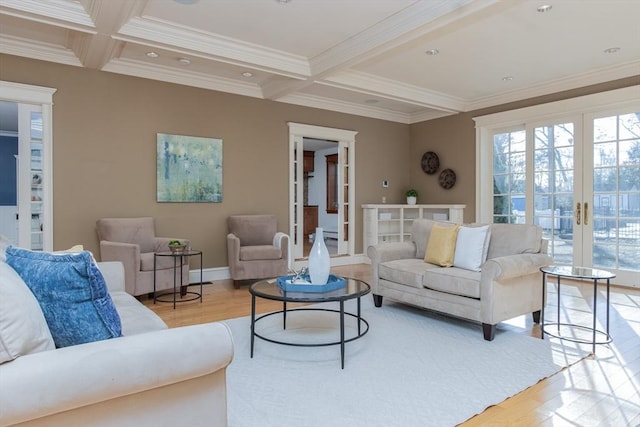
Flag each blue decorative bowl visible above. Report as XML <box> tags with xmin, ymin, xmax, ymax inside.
<box><xmin>276</xmin><ymin>274</ymin><xmax>346</xmax><ymax>293</ymax></box>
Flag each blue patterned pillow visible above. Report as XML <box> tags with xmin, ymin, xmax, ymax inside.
<box><xmin>6</xmin><ymin>247</ymin><xmax>122</xmax><ymax>348</ymax></box>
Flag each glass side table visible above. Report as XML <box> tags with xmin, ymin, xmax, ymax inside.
<box><xmin>540</xmin><ymin>265</ymin><xmax>615</xmax><ymax>354</ymax></box>
<box><xmin>154</xmin><ymin>249</ymin><xmax>203</xmax><ymax>309</ymax></box>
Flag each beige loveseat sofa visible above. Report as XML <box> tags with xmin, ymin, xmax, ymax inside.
<box><xmin>367</xmin><ymin>219</ymin><xmax>552</xmax><ymax>340</ymax></box>
<box><xmin>0</xmin><ymin>261</ymin><xmax>234</xmax><ymax>427</ymax></box>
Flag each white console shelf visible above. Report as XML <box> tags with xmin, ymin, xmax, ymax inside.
<box><xmin>362</xmin><ymin>204</ymin><xmax>466</xmax><ymax>250</ymax></box>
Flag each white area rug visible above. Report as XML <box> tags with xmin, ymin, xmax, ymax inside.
<box><xmin>224</xmin><ymin>298</ymin><xmax>587</xmax><ymax>427</ymax></box>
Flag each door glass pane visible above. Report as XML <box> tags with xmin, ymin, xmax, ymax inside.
<box><xmin>492</xmin><ymin>130</ymin><xmax>525</xmax><ymax>224</ymax></box>
<box><xmin>533</xmin><ymin>123</ymin><xmax>575</xmax><ymax>264</ymax></box>
<box><xmin>30</xmin><ymin>112</ymin><xmax>43</xmax><ymax>250</ymax></box>
<box><xmin>592</xmin><ymin>113</ymin><xmax>640</xmax><ymax>271</ymax></box>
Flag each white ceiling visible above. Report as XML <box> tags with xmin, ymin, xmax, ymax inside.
<box><xmin>1</xmin><ymin>0</ymin><xmax>639</xmax><ymax>124</ymax></box>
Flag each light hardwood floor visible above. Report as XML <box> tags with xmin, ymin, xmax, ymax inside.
<box><xmin>143</xmin><ymin>264</ymin><xmax>640</xmax><ymax>426</ymax></box>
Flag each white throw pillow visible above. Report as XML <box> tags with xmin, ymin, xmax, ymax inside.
<box><xmin>453</xmin><ymin>225</ymin><xmax>491</xmax><ymax>272</ymax></box>
<box><xmin>0</xmin><ymin>262</ymin><xmax>55</xmax><ymax>364</ymax></box>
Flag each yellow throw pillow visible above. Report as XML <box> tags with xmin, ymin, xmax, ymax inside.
<box><xmin>424</xmin><ymin>224</ymin><xmax>460</xmax><ymax>267</ymax></box>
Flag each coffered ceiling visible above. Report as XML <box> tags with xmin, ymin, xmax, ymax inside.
<box><xmin>1</xmin><ymin>0</ymin><xmax>639</xmax><ymax>123</ymax></box>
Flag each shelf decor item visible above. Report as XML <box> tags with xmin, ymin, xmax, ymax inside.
<box><xmin>405</xmin><ymin>189</ymin><xmax>418</xmax><ymax>205</ymax></box>
<box><xmin>308</xmin><ymin>227</ymin><xmax>330</xmax><ymax>284</ymax></box>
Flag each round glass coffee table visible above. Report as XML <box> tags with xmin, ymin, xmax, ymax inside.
<box><xmin>249</xmin><ymin>277</ymin><xmax>370</xmax><ymax>369</ymax></box>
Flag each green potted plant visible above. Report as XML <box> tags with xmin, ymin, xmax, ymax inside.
<box><xmin>168</xmin><ymin>240</ymin><xmax>187</xmax><ymax>253</ymax></box>
<box><xmin>405</xmin><ymin>189</ymin><xmax>418</xmax><ymax>205</ymax></box>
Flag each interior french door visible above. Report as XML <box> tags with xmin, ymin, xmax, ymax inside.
<box><xmin>0</xmin><ymin>81</ymin><xmax>55</xmax><ymax>251</ymax></box>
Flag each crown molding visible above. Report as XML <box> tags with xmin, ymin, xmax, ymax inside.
<box><xmin>0</xmin><ymin>0</ymin><xmax>96</xmax><ymax>32</ymax></box>
<box><xmin>278</xmin><ymin>92</ymin><xmax>411</xmax><ymax>124</ymax></box>
<box><xmin>321</xmin><ymin>70</ymin><xmax>464</xmax><ymax>112</ymax></box>
<box><xmin>0</xmin><ymin>34</ymin><xmax>82</xmax><ymax>67</ymax></box>
<box><xmin>116</xmin><ymin>16</ymin><xmax>311</xmax><ymax>79</ymax></box>
<box><xmin>464</xmin><ymin>61</ymin><xmax>640</xmax><ymax>112</ymax></box>
<box><xmin>102</xmin><ymin>58</ymin><xmax>263</xmax><ymax>99</ymax></box>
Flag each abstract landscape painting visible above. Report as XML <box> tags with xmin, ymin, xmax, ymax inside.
<box><xmin>157</xmin><ymin>133</ymin><xmax>223</xmax><ymax>202</ymax></box>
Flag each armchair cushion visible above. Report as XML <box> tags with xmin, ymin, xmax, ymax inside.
<box><xmin>240</xmin><ymin>245</ymin><xmax>282</xmax><ymax>261</ymax></box>
<box><xmin>96</xmin><ymin>217</ymin><xmax>156</xmax><ymax>253</ymax></box>
<box><xmin>6</xmin><ymin>247</ymin><xmax>122</xmax><ymax>348</ymax></box>
<box><xmin>228</xmin><ymin>215</ymin><xmax>277</xmax><ymax>246</ymax></box>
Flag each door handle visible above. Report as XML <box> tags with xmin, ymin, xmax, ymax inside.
<box><xmin>584</xmin><ymin>202</ymin><xmax>589</xmax><ymax>225</ymax></box>
<box><xmin>575</xmin><ymin>202</ymin><xmax>581</xmax><ymax>225</ymax></box>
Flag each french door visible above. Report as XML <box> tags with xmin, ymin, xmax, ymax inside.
<box><xmin>288</xmin><ymin>123</ymin><xmax>357</xmax><ymax>262</ymax></box>
<box><xmin>477</xmin><ymin>87</ymin><xmax>640</xmax><ymax>287</ymax></box>
<box><xmin>0</xmin><ymin>81</ymin><xmax>55</xmax><ymax>251</ymax></box>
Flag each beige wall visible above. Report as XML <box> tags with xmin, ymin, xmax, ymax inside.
<box><xmin>1</xmin><ymin>54</ymin><xmax>637</xmax><ymax>267</ymax></box>
<box><xmin>0</xmin><ymin>54</ymin><xmax>410</xmax><ymax>267</ymax></box>
<box><xmin>410</xmin><ymin>76</ymin><xmax>640</xmax><ymax>223</ymax></box>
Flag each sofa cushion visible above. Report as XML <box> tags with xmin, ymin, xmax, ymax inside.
<box><xmin>424</xmin><ymin>223</ymin><xmax>459</xmax><ymax>267</ymax></box>
<box><xmin>487</xmin><ymin>223</ymin><xmax>542</xmax><ymax>259</ymax></box>
<box><xmin>109</xmin><ymin>291</ymin><xmax>167</xmax><ymax>335</ymax></box>
<box><xmin>411</xmin><ymin>219</ymin><xmax>436</xmax><ymax>259</ymax></box>
<box><xmin>240</xmin><ymin>245</ymin><xmax>282</xmax><ymax>261</ymax></box>
<box><xmin>0</xmin><ymin>262</ymin><xmax>55</xmax><ymax>364</ymax></box>
<box><xmin>453</xmin><ymin>225</ymin><xmax>491</xmax><ymax>272</ymax></box>
<box><xmin>422</xmin><ymin>267</ymin><xmax>481</xmax><ymax>299</ymax></box>
<box><xmin>6</xmin><ymin>247</ymin><xmax>122</xmax><ymax>348</ymax></box>
<box><xmin>379</xmin><ymin>258</ymin><xmax>439</xmax><ymax>289</ymax></box>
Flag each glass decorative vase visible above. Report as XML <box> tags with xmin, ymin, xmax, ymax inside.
<box><xmin>308</xmin><ymin>227</ymin><xmax>330</xmax><ymax>284</ymax></box>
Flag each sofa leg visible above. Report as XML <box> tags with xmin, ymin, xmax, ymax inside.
<box><xmin>532</xmin><ymin>310</ymin><xmax>541</xmax><ymax>324</ymax></box>
<box><xmin>482</xmin><ymin>323</ymin><xmax>496</xmax><ymax>341</ymax></box>
<box><xmin>233</xmin><ymin>280</ymin><xmax>240</xmax><ymax>290</ymax></box>
<box><xmin>373</xmin><ymin>294</ymin><xmax>383</xmax><ymax>307</ymax></box>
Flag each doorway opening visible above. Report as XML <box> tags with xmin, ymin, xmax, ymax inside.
<box><xmin>288</xmin><ymin>123</ymin><xmax>357</xmax><ymax>263</ymax></box>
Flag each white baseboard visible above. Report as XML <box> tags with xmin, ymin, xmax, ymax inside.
<box><xmin>189</xmin><ymin>254</ymin><xmax>370</xmax><ymax>284</ymax></box>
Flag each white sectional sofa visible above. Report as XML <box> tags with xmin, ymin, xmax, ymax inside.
<box><xmin>367</xmin><ymin>219</ymin><xmax>553</xmax><ymax>340</ymax></box>
<box><xmin>0</xmin><ymin>261</ymin><xmax>234</xmax><ymax>427</ymax></box>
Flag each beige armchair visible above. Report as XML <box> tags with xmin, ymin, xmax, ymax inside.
<box><xmin>96</xmin><ymin>217</ymin><xmax>190</xmax><ymax>297</ymax></box>
<box><xmin>227</xmin><ymin>215</ymin><xmax>290</xmax><ymax>289</ymax></box>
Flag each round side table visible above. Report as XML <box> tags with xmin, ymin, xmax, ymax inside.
<box><xmin>153</xmin><ymin>249</ymin><xmax>203</xmax><ymax>309</ymax></box>
<box><xmin>540</xmin><ymin>265</ymin><xmax>615</xmax><ymax>354</ymax></box>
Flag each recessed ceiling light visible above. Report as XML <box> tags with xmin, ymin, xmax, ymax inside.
<box><xmin>604</xmin><ymin>47</ymin><xmax>621</xmax><ymax>54</ymax></box>
<box><xmin>177</xmin><ymin>57</ymin><xmax>191</xmax><ymax>65</ymax></box>
<box><xmin>276</xmin><ymin>0</ymin><xmax>291</xmax><ymax>4</ymax></box>
<box><xmin>146</xmin><ymin>51</ymin><xmax>159</xmax><ymax>58</ymax></box>
<box><xmin>174</xmin><ymin>0</ymin><xmax>199</xmax><ymax>4</ymax></box>
<box><xmin>425</xmin><ymin>49</ymin><xmax>439</xmax><ymax>56</ymax></box>
<box><xmin>502</xmin><ymin>76</ymin><xmax>514</xmax><ymax>82</ymax></box>
<box><xmin>537</xmin><ymin>4</ymin><xmax>552</xmax><ymax>12</ymax></box>
<box><xmin>242</xmin><ymin>72</ymin><xmax>254</xmax><ymax>78</ymax></box>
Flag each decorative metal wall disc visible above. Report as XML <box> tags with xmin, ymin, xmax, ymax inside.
<box><xmin>421</xmin><ymin>151</ymin><xmax>440</xmax><ymax>174</ymax></box>
<box><xmin>438</xmin><ymin>168</ymin><xmax>456</xmax><ymax>189</ymax></box>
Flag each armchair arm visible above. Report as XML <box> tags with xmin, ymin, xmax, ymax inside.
<box><xmin>99</xmin><ymin>241</ymin><xmax>140</xmax><ymax>295</ymax></box>
<box><xmin>482</xmin><ymin>253</ymin><xmax>553</xmax><ymax>282</ymax></box>
<box><xmin>273</xmin><ymin>232</ymin><xmax>290</xmax><ymax>269</ymax></box>
<box><xmin>0</xmin><ymin>322</ymin><xmax>234</xmax><ymax>426</ymax></box>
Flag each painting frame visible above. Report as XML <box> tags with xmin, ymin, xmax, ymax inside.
<box><xmin>156</xmin><ymin>133</ymin><xmax>223</xmax><ymax>203</ymax></box>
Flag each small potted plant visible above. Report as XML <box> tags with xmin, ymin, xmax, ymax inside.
<box><xmin>168</xmin><ymin>240</ymin><xmax>187</xmax><ymax>253</ymax></box>
<box><xmin>405</xmin><ymin>189</ymin><xmax>418</xmax><ymax>205</ymax></box>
